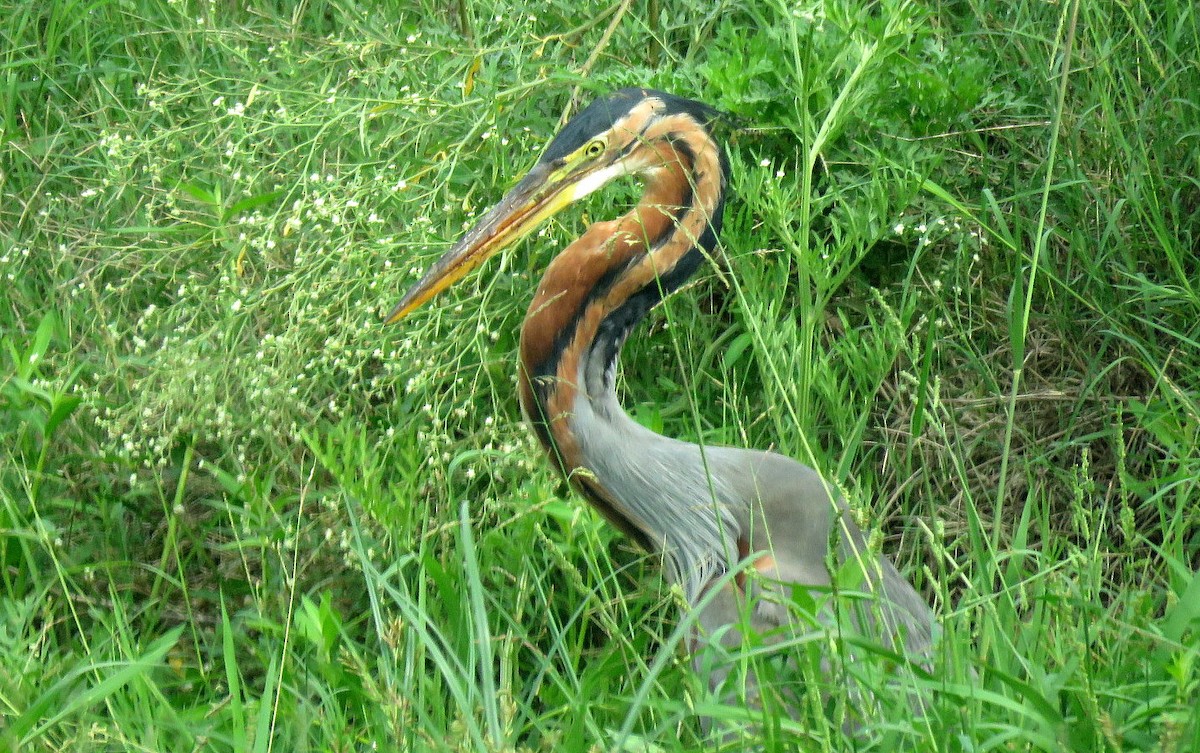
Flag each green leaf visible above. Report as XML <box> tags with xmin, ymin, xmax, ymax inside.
<box><xmin>30</xmin><ymin>310</ymin><xmax>56</xmax><ymax>366</ymax></box>
<box><xmin>722</xmin><ymin>331</ymin><xmax>754</xmax><ymax>371</ymax></box>
<box><xmin>221</xmin><ymin>595</ymin><xmax>247</xmax><ymax>752</ymax></box>
<box><xmin>43</xmin><ymin>394</ymin><xmax>80</xmax><ymax>438</ymax></box>
<box><xmin>14</xmin><ymin>626</ymin><xmax>184</xmax><ymax>745</ymax></box>
<box><xmin>178</xmin><ymin>182</ymin><xmax>218</xmax><ymax>206</ymax></box>
<box><xmin>1162</xmin><ymin>567</ymin><xmax>1200</xmax><ymax>645</ymax></box>
<box><xmin>223</xmin><ymin>190</ymin><xmax>284</xmax><ymax>221</ymax></box>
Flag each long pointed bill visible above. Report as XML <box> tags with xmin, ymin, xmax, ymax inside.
<box><xmin>386</xmin><ymin>162</ymin><xmax>582</xmax><ymax>323</ymax></box>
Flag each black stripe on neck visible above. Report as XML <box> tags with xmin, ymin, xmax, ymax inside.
<box><xmin>588</xmin><ymin>154</ymin><xmax>727</xmax><ymax>395</ymax></box>
<box><xmin>524</xmin><ymin>134</ymin><xmax>727</xmax><ymax>448</ymax></box>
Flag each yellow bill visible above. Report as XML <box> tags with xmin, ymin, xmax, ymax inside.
<box><xmin>386</xmin><ymin>162</ymin><xmax>588</xmax><ymax>324</ymax></box>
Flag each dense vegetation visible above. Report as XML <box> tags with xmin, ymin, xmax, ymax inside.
<box><xmin>2</xmin><ymin>0</ymin><xmax>1197</xmax><ymax>750</ymax></box>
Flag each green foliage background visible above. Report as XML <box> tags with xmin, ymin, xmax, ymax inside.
<box><xmin>1</xmin><ymin>0</ymin><xmax>1197</xmax><ymax>750</ymax></box>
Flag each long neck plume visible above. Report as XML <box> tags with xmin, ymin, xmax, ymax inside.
<box><xmin>517</xmin><ymin>118</ymin><xmax>731</xmax><ymax>589</ymax></box>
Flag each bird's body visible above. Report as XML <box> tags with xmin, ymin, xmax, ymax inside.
<box><xmin>515</xmin><ymin>90</ymin><xmax>736</xmax><ymax>600</ymax></box>
<box><xmin>390</xmin><ymin>88</ymin><xmax>934</xmax><ymax>730</ymax></box>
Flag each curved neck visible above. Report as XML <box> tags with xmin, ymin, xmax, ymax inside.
<box><xmin>516</xmin><ymin>124</ymin><xmax>729</xmax><ymax>574</ymax></box>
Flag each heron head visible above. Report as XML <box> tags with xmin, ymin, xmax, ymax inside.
<box><xmin>386</xmin><ymin>88</ymin><xmax>724</xmax><ymax>323</ymax></box>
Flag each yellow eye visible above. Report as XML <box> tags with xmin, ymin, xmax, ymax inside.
<box><xmin>584</xmin><ymin>139</ymin><xmax>605</xmax><ymax>158</ymax></box>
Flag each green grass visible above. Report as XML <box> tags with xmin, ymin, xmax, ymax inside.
<box><xmin>2</xmin><ymin>0</ymin><xmax>1198</xmax><ymax>750</ymax></box>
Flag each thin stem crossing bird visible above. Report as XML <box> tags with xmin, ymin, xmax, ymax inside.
<box><xmin>388</xmin><ymin>87</ymin><xmax>935</xmax><ymax>728</ymax></box>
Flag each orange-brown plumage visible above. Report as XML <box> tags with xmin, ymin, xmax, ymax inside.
<box><xmin>388</xmin><ymin>89</ymin><xmax>938</xmax><ymax>736</ymax></box>
<box><xmin>515</xmin><ymin>113</ymin><xmax>724</xmax><ymax>544</ymax></box>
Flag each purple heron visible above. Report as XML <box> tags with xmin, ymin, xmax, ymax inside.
<box><xmin>389</xmin><ymin>88</ymin><xmax>934</xmax><ymax>723</ymax></box>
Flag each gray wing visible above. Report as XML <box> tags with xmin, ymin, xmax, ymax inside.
<box><xmin>690</xmin><ymin>449</ymin><xmax>934</xmax><ymax>733</ymax></box>
<box><xmin>711</xmin><ymin>448</ymin><xmax>934</xmax><ymax>653</ymax></box>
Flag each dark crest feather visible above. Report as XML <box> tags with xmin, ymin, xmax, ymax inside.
<box><xmin>540</xmin><ymin>88</ymin><xmax>726</xmax><ymax>164</ymax></box>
